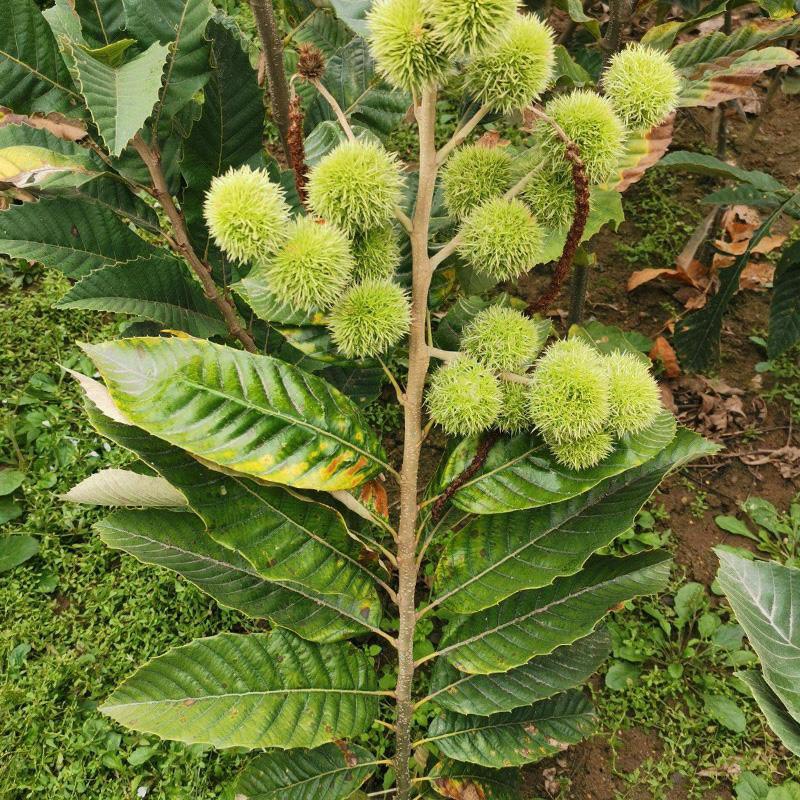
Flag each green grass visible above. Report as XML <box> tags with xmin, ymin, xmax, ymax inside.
<box><xmin>0</xmin><ymin>265</ymin><xmax>247</xmax><ymax>799</ymax></box>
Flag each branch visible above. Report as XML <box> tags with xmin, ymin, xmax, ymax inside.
<box><xmin>250</xmin><ymin>0</ymin><xmax>292</xmax><ymax>162</ymax></box>
<box><xmin>429</xmin><ymin>429</ymin><xmax>500</xmax><ymax>525</ymax></box>
<box><xmin>436</xmin><ymin>103</ymin><xmax>491</xmax><ymax>167</ymax></box>
<box><xmin>131</xmin><ymin>135</ymin><xmax>258</xmax><ymax>353</ymax></box>
<box><xmin>524</xmin><ymin>109</ymin><xmax>590</xmax><ymax>316</ymax></box>
<box><xmin>427</xmin><ymin>346</ymin><xmax>458</xmax><ymax>362</ymax></box>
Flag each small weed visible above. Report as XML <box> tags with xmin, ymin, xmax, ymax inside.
<box><xmin>715</xmin><ymin>494</ymin><xmax>800</xmax><ymax>567</ymax></box>
<box><xmin>616</xmin><ymin>167</ymin><xmax>703</xmax><ymax>268</ymax></box>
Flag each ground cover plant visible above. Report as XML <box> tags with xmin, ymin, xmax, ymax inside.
<box><xmin>1</xmin><ymin>0</ymin><xmax>800</xmax><ymax>798</ymax></box>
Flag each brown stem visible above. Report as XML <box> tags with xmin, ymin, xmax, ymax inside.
<box><xmin>131</xmin><ymin>135</ymin><xmax>258</xmax><ymax>353</ymax></box>
<box><xmin>394</xmin><ymin>86</ymin><xmax>438</xmax><ymax>800</ymax></box>
<box><xmin>526</xmin><ymin>114</ymin><xmax>590</xmax><ymax>316</ymax></box>
<box><xmin>250</xmin><ymin>0</ymin><xmax>292</xmax><ymax>163</ymax></box>
<box><xmin>429</xmin><ymin>430</ymin><xmax>500</xmax><ymax>524</ymax></box>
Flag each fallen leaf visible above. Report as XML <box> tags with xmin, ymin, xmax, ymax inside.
<box><xmin>739</xmin><ymin>260</ymin><xmax>774</xmax><ymax>290</ymax></box>
<box><xmin>714</xmin><ymin>233</ymin><xmax>785</xmax><ymax>256</ymax></box>
<box><xmin>627</xmin><ymin>268</ymin><xmax>680</xmax><ymax>291</ymax></box>
<box><xmin>650</xmin><ymin>336</ymin><xmax>681</xmax><ymax>377</ymax></box>
<box><xmin>660</xmin><ymin>383</ymin><xmax>678</xmax><ymax>414</ymax></box>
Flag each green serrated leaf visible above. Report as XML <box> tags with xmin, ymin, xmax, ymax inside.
<box><xmin>75</xmin><ymin>0</ymin><xmax>128</xmax><ymax>45</ymax></box>
<box><xmin>81</xmin><ymin>336</ymin><xmax>390</xmax><ymax>490</ymax></box>
<box><xmin>328</xmin><ymin>0</ymin><xmax>371</xmax><ymax>37</ymax></box>
<box><xmin>570</xmin><ymin>320</ymin><xmax>652</xmax><ymax>361</ymax></box>
<box><xmin>434</xmin><ymin>413</ymin><xmax>679</xmax><ymax>515</ymax></box>
<box><xmin>660</xmin><ymin>150</ymin><xmax>786</xmax><ymax>193</ymax></box>
<box><xmin>0</xmin><ymin>196</ymin><xmax>155</xmax><ymax>277</ymax></box>
<box><xmin>0</xmin><ymin>0</ymin><xmax>78</xmax><ymax>113</ymax></box>
<box><xmin>181</xmin><ymin>17</ymin><xmax>263</xmax><ymax>192</ymax></box>
<box><xmin>739</xmin><ymin>671</ymin><xmax>800</xmax><ymax>757</ymax></box>
<box><xmin>304</xmin><ymin>37</ymin><xmax>409</xmax><ymax>138</ymax></box>
<box><xmin>57</xmin><ymin>254</ymin><xmax>228</xmax><ymax>338</ymax></box>
<box><xmin>678</xmin><ymin>47</ymin><xmax>800</xmax><ymax>108</ymax></box>
<box><xmin>428</xmin><ymin>629</ymin><xmax>610</xmax><ymax>716</ymax></box>
<box><xmin>552</xmin><ymin>44</ymin><xmax>593</xmax><ymax>87</ymax></box>
<box><xmin>437</xmin><ymin>551</ymin><xmax>672</xmax><ymax>675</ymax></box>
<box><xmin>83</xmin><ymin>400</ymin><xmax>384</xmax><ymax>640</ymax></box>
<box><xmin>424</xmin><ymin>690</ymin><xmax>595</xmax><ymax>767</ymax></box>
<box><xmin>234</xmin><ymin>743</ymin><xmax>379</xmax><ymax>800</ymax></box>
<box><xmin>432</xmin><ymin>428</ymin><xmax>708</xmax><ymax>613</ymax></box>
<box><xmin>669</xmin><ymin>19</ymin><xmax>800</xmax><ymax>69</ymax></box>
<box><xmin>537</xmin><ymin>187</ymin><xmax>624</xmax><ymax>263</ymax></box>
<box><xmin>62</xmin><ymin>39</ymin><xmax>169</xmax><ymax>156</ymax></box>
<box><xmin>288</xmin><ymin>7</ymin><xmax>352</xmax><ymax>57</ymax></box>
<box><xmin>62</xmin><ymin>174</ymin><xmax>161</xmax><ymax>233</ymax></box>
<box><xmin>94</xmin><ymin>508</ymin><xmax>368</xmax><ymax>641</ymax></box>
<box><xmin>717</xmin><ymin>552</ymin><xmax>800</xmax><ymax>722</ymax></box>
<box><xmin>101</xmin><ymin>630</ymin><xmax>381</xmax><ymax>749</ymax></box>
<box><xmin>123</xmin><ymin>0</ymin><xmax>214</xmax><ymax>124</ymax></box>
<box><xmin>237</xmin><ymin>273</ymin><xmax>326</xmax><ymax>327</ymax></box>
<box><xmin>641</xmin><ymin>0</ymin><xmax>728</xmax><ymax>50</ymax></box>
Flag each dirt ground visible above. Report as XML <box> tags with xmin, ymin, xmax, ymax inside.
<box><xmin>516</xmin><ymin>86</ymin><xmax>800</xmax><ymax>799</ymax></box>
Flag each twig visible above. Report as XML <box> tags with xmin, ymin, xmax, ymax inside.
<box><xmin>427</xmin><ymin>346</ymin><xmax>459</xmax><ymax>362</ymax></box>
<box><xmin>250</xmin><ymin>0</ymin><xmax>292</xmax><ymax>162</ymax></box>
<box><xmin>601</xmin><ymin>0</ymin><xmax>632</xmax><ymax>62</ymax></box>
<box><xmin>307</xmin><ymin>76</ymin><xmax>413</xmax><ymax>235</ymax></box>
<box><xmin>436</xmin><ymin>103</ymin><xmax>491</xmax><ymax>167</ymax></box>
<box><xmin>131</xmin><ymin>135</ymin><xmax>258</xmax><ymax>353</ymax></box>
<box><xmin>310</xmin><ymin>77</ymin><xmax>356</xmax><ymax>142</ymax></box>
<box><xmin>379</xmin><ymin>355</ymin><xmax>407</xmax><ymax>405</ymax></box>
<box><xmin>393</xmin><ymin>85</ymin><xmax>439</xmax><ymax>800</ymax></box>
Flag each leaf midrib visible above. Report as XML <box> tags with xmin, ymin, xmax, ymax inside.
<box><xmin>420</xmin><ymin>707</ymin><xmax>591</xmax><ymax>745</ymax></box>
<box><xmin>103</xmin><ymin>686</ymin><xmax>389</xmax><ymax>710</ymax></box>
